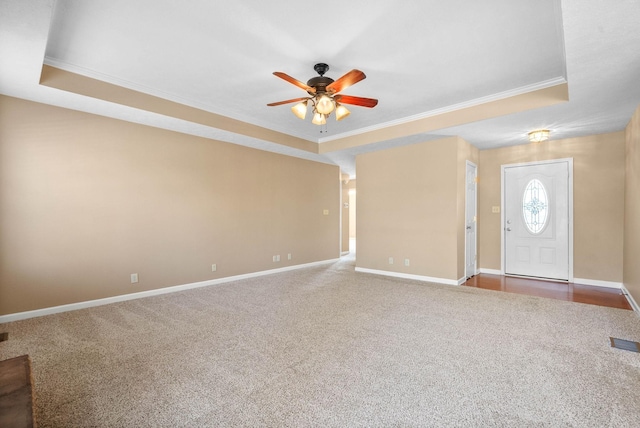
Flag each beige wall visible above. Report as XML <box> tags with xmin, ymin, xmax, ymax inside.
<box><xmin>0</xmin><ymin>95</ymin><xmax>340</xmax><ymax>315</ymax></box>
<box><xmin>2</xmin><ymin>92</ymin><xmax>632</xmax><ymax>315</ymax></box>
<box><xmin>478</xmin><ymin>132</ymin><xmax>626</xmax><ymax>282</ymax></box>
<box><xmin>356</xmin><ymin>136</ymin><xmax>475</xmax><ymax>282</ymax></box>
<box><xmin>624</xmin><ymin>105</ymin><xmax>640</xmax><ymax>305</ymax></box>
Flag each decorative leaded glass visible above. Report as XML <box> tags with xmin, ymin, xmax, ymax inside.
<box><xmin>522</xmin><ymin>179</ymin><xmax>548</xmax><ymax>234</ymax></box>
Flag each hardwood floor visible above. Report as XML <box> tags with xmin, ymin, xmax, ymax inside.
<box><xmin>463</xmin><ymin>274</ymin><xmax>632</xmax><ymax>310</ymax></box>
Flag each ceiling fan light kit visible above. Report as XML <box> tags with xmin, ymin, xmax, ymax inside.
<box><xmin>268</xmin><ymin>63</ymin><xmax>378</xmax><ymax>125</ymax></box>
<box><xmin>335</xmin><ymin>104</ymin><xmax>350</xmax><ymax>121</ymax></box>
<box><xmin>291</xmin><ymin>100</ymin><xmax>308</xmax><ymax>120</ymax></box>
<box><xmin>315</xmin><ymin>94</ymin><xmax>335</xmax><ymax>115</ymax></box>
<box><xmin>312</xmin><ymin>112</ymin><xmax>327</xmax><ymax>125</ymax></box>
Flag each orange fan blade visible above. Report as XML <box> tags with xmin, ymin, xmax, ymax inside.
<box><xmin>267</xmin><ymin>97</ymin><xmax>309</xmax><ymax>106</ymax></box>
<box><xmin>326</xmin><ymin>69</ymin><xmax>366</xmax><ymax>94</ymax></box>
<box><xmin>273</xmin><ymin>72</ymin><xmax>316</xmax><ymax>93</ymax></box>
<box><xmin>334</xmin><ymin>95</ymin><xmax>378</xmax><ymax>108</ymax></box>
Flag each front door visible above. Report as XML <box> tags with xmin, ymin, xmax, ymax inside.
<box><xmin>503</xmin><ymin>159</ymin><xmax>571</xmax><ymax>280</ymax></box>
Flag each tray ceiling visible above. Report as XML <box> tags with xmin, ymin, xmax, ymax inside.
<box><xmin>1</xmin><ymin>0</ymin><xmax>639</xmax><ymax>176</ymax></box>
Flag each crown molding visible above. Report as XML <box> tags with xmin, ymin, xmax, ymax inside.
<box><xmin>318</xmin><ymin>76</ymin><xmax>568</xmax><ymax>144</ymax></box>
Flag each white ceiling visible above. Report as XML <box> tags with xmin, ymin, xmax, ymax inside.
<box><xmin>2</xmin><ymin>0</ymin><xmax>640</xmax><ymax>177</ymax></box>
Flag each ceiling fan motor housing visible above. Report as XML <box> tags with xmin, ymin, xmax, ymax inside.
<box><xmin>307</xmin><ymin>63</ymin><xmax>334</xmax><ymax>94</ymax></box>
<box><xmin>307</xmin><ymin>76</ymin><xmax>334</xmax><ymax>93</ymax></box>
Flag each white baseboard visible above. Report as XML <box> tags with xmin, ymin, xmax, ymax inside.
<box><xmin>573</xmin><ymin>278</ymin><xmax>622</xmax><ymax>289</ymax></box>
<box><xmin>621</xmin><ymin>284</ymin><xmax>640</xmax><ymax>314</ymax></box>
<box><xmin>355</xmin><ymin>267</ymin><xmax>459</xmax><ymax>286</ymax></box>
<box><xmin>341</xmin><ymin>251</ymin><xmax>350</xmax><ymax>256</ymax></box>
<box><xmin>0</xmin><ymin>258</ymin><xmax>340</xmax><ymax>324</ymax></box>
<box><xmin>479</xmin><ymin>268</ymin><xmax>502</xmax><ymax>275</ymax></box>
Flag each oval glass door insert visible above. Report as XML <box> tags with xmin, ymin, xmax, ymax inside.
<box><xmin>522</xmin><ymin>179</ymin><xmax>548</xmax><ymax>234</ymax></box>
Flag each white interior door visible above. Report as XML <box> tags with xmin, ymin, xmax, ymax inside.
<box><xmin>465</xmin><ymin>161</ymin><xmax>477</xmax><ymax>279</ymax></box>
<box><xmin>503</xmin><ymin>160</ymin><xmax>571</xmax><ymax>280</ymax></box>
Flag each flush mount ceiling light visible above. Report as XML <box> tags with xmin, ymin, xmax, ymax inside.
<box><xmin>528</xmin><ymin>129</ymin><xmax>550</xmax><ymax>143</ymax></box>
<box><xmin>268</xmin><ymin>63</ymin><xmax>378</xmax><ymax>125</ymax></box>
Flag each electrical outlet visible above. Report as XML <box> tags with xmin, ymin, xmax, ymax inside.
<box><xmin>130</xmin><ymin>273</ymin><xmax>139</xmax><ymax>283</ymax></box>
<box><xmin>404</xmin><ymin>259</ymin><xmax>410</xmax><ymax>266</ymax></box>
<box><xmin>492</xmin><ymin>206</ymin><xmax>500</xmax><ymax>213</ymax></box>
<box><xmin>211</xmin><ymin>264</ymin><xmax>217</xmax><ymax>272</ymax></box>
<box><xmin>323</xmin><ymin>209</ymin><xmax>329</xmax><ymax>215</ymax></box>
<box><xmin>389</xmin><ymin>257</ymin><xmax>394</xmax><ymax>265</ymax></box>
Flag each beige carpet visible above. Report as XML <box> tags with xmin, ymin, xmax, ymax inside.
<box><xmin>1</xmin><ymin>255</ymin><xmax>639</xmax><ymax>427</ymax></box>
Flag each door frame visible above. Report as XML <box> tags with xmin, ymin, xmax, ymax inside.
<box><xmin>465</xmin><ymin>160</ymin><xmax>478</xmax><ymax>279</ymax></box>
<box><xmin>500</xmin><ymin>158</ymin><xmax>574</xmax><ymax>282</ymax></box>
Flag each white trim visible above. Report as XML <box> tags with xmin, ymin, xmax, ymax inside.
<box><xmin>340</xmin><ymin>181</ymin><xmax>344</xmax><ymax>255</ymax></box>
<box><xmin>355</xmin><ymin>267</ymin><xmax>459</xmax><ymax>286</ymax></box>
<box><xmin>501</xmin><ymin>158</ymin><xmax>574</xmax><ymax>282</ymax></box>
<box><xmin>568</xmin><ymin>159</ymin><xmax>574</xmax><ymax>283</ymax></box>
<box><xmin>457</xmin><ymin>276</ymin><xmax>467</xmax><ymax>286</ymax></box>
<box><xmin>573</xmin><ymin>278</ymin><xmax>622</xmax><ymax>289</ymax></box>
<box><xmin>621</xmin><ymin>284</ymin><xmax>640</xmax><ymax>314</ymax></box>
<box><xmin>479</xmin><ymin>268</ymin><xmax>503</xmax><ymax>275</ymax></box>
<box><xmin>0</xmin><ymin>259</ymin><xmax>339</xmax><ymax>323</ymax></box>
<box><xmin>552</xmin><ymin>0</ymin><xmax>568</xmax><ymax>82</ymax></box>
<box><xmin>318</xmin><ymin>77</ymin><xmax>567</xmax><ymax>143</ymax></box>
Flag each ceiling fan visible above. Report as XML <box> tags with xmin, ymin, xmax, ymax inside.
<box><xmin>267</xmin><ymin>63</ymin><xmax>378</xmax><ymax>125</ymax></box>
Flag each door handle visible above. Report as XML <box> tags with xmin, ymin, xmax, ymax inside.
<box><xmin>466</xmin><ymin>226</ymin><xmax>472</xmax><ymax>230</ymax></box>
<box><xmin>506</xmin><ymin>227</ymin><xmax>512</xmax><ymax>232</ymax></box>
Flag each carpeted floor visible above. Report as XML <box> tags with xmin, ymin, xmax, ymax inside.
<box><xmin>1</xmin><ymin>255</ymin><xmax>639</xmax><ymax>427</ymax></box>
